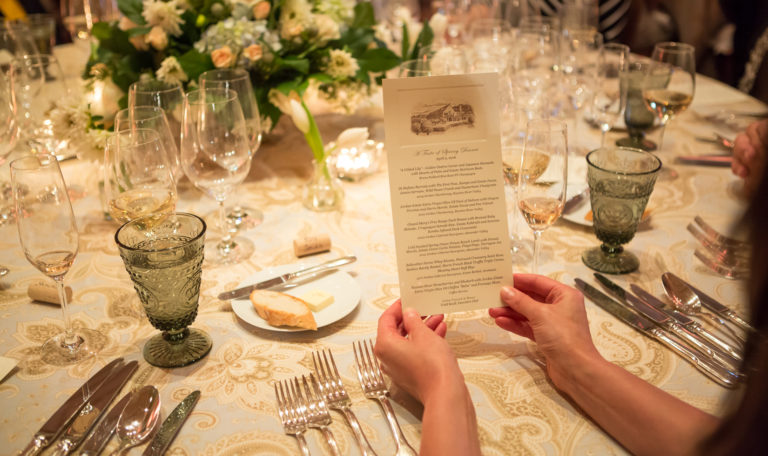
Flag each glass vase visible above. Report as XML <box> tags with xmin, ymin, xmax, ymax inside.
<box><xmin>303</xmin><ymin>157</ymin><xmax>344</xmax><ymax>211</ymax></box>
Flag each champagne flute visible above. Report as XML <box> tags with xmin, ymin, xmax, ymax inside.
<box><xmin>592</xmin><ymin>43</ymin><xmax>629</xmax><ymax>147</ymax></box>
<box><xmin>11</xmin><ymin>154</ymin><xmax>102</xmax><ymax>364</ymax></box>
<box><xmin>180</xmin><ymin>88</ymin><xmax>254</xmax><ymax>265</ymax></box>
<box><xmin>128</xmin><ymin>80</ymin><xmax>185</xmax><ymax>141</ymax></box>
<box><xmin>517</xmin><ymin>119</ymin><xmax>567</xmax><ymax>274</ymax></box>
<box><xmin>114</xmin><ymin>106</ymin><xmax>180</xmax><ymax>180</ymax></box>
<box><xmin>642</xmin><ymin>42</ymin><xmax>695</xmax><ymax>150</ymax></box>
<box><xmin>104</xmin><ymin>129</ymin><xmax>177</xmax><ymax>227</ymax></box>
<box><xmin>199</xmin><ymin>68</ymin><xmax>264</xmax><ymax>229</ymax></box>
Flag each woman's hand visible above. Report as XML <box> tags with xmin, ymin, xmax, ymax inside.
<box><xmin>488</xmin><ymin>274</ymin><xmax>602</xmax><ymax>392</ymax></box>
<box><xmin>732</xmin><ymin>119</ymin><xmax>768</xmax><ymax>196</ymax></box>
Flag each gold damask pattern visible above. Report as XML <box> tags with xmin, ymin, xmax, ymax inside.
<box><xmin>0</xmin><ymin>83</ymin><xmax>759</xmax><ymax>454</ymax></box>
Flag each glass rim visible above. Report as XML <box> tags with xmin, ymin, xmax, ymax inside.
<box><xmin>129</xmin><ymin>79</ymin><xmax>183</xmax><ymax>95</ymax></box>
<box><xmin>185</xmin><ymin>87</ymin><xmax>238</xmax><ymax>105</ymax></box>
<box><xmin>585</xmin><ymin>146</ymin><xmax>663</xmax><ymax>176</ymax></box>
<box><xmin>114</xmin><ymin>212</ymin><xmax>207</xmax><ymax>252</ymax></box>
<box><xmin>108</xmin><ymin>128</ymin><xmax>163</xmax><ymax>148</ymax></box>
<box><xmin>653</xmin><ymin>41</ymin><xmax>695</xmax><ymax>54</ymax></box>
<box><xmin>199</xmin><ymin>68</ymin><xmax>249</xmax><ymax>83</ymax></box>
<box><xmin>115</xmin><ymin>106</ymin><xmax>166</xmax><ymax>123</ymax></box>
<box><xmin>10</xmin><ymin>153</ymin><xmax>59</xmax><ymax>172</ymax></box>
<box><xmin>525</xmin><ymin>118</ymin><xmax>567</xmax><ymax>132</ymax></box>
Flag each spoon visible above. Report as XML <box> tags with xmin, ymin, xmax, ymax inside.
<box><xmin>0</xmin><ymin>266</ymin><xmax>8</xmax><ymax>277</ymax></box>
<box><xmin>662</xmin><ymin>274</ymin><xmax>747</xmax><ymax>347</ymax></box>
<box><xmin>111</xmin><ymin>385</ymin><xmax>161</xmax><ymax>456</ymax></box>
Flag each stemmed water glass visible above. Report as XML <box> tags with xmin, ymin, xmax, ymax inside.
<box><xmin>114</xmin><ymin>106</ymin><xmax>180</xmax><ymax>180</ymax></box>
<box><xmin>199</xmin><ymin>68</ymin><xmax>264</xmax><ymax>229</ymax></box>
<box><xmin>592</xmin><ymin>43</ymin><xmax>629</xmax><ymax>147</ymax></box>
<box><xmin>128</xmin><ymin>80</ymin><xmax>185</xmax><ymax>140</ymax></box>
<box><xmin>104</xmin><ymin>129</ymin><xmax>177</xmax><ymax>227</ymax></box>
<box><xmin>560</xmin><ymin>29</ymin><xmax>603</xmax><ymax>147</ymax></box>
<box><xmin>180</xmin><ymin>88</ymin><xmax>254</xmax><ymax>265</ymax></box>
<box><xmin>642</xmin><ymin>42</ymin><xmax>695</xmax><ymax>150</ymax></box>
<box><xmin>517</xmin><ymin>119</ymin><xmax>567</xmax><ymax>274</ymax></box>
<box><xmin>11</xmin><ymin>154</ymin><xmax>103</xmax><ymax>364</ymax></box>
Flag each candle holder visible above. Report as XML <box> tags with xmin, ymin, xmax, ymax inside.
<box><xmin>329</xmin><ymin>140</ymin><xmax>384</xmax><ymax>182</ymax></box>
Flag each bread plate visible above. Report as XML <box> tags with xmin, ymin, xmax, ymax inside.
<box><xmin>231</xmin><ymin>263</ymin><xmax>361</xmax><ymax>332</ymax></box>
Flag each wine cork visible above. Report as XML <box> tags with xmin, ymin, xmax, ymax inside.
<box><xmin>28</xmin><ymin>282</ymin><xmax>73</xmax><ymax>305</ymax></box>
<box><xmin>293</xmin><ymin>234</ymin><xmax>331</xmax><ymax>257</ymax></box>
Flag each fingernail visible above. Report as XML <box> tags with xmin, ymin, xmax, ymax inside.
<box><xmin>501</xmin><ymin>287</ymin><xmax>515</xmax><ymax>299</ymax></box>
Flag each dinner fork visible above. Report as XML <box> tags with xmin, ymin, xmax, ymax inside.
<box><xmin>353</xmin><ymin>339</ymin><xmax>418</xmax><ymax>456</ymax></box>
<box><xmin>274</xmin><ymin>378</ymin><xmax>311</xmax><ymax>456</ymax></box>
<box><xmin>687</xmin><ymin>223</ymin><xmax>749</xmax><ymax>264</ymax></box>
<box><xmin>312</xmin><ymin>349</ymin><xmax>378</xmax><ymax>456</ymax></box>
<box><xmin>693</xmin><ymin>216</ymin><xmax>750</xmax><ymax>249</ymax></box>
<box><xmin>694</xmin><ymin>249</ymin><xmax>749</xmax><ymax>280</ymax></box>
<box><xmin>302</xmin><ymin>374</ymin><xmax>341</xmax><ymax>456</ymax></box>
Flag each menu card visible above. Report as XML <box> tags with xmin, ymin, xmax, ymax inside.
<box><xmin>383</xmin><ymin>73</ymin><xmax>514</xmax><ymax>315</ymax></box>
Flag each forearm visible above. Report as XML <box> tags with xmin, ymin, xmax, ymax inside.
<box><xmin>420</xmin><ymin>379</ymin><xmax>481</xmax><ymax>456</ymax></box>
<box><xmin>560</xmin><ymin>353</ymin><xmax>720</xmax><ymax>456</ymax></box>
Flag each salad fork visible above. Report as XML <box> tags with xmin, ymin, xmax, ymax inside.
<box><xmin>312</xmin><ymin>349</ymin><xmax>378</xmax><ymax>456</ymax></box>
<box><xmin>302</xmin><ymin>374</ymin><xmax>341</xmax><ymax>456</ymax></box>
<box><xmin>274</xmin><ymin>378</ymin><xmax>311</xmax><ymax>456</ymax></box>
<box><xmin>353</xmin><ymin>339</ymin><xmax>418</xmax><ymax>456</ymax></box>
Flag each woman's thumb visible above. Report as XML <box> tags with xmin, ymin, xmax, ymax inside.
<box><xmin>501</xmin><ymin>287</ymin><xmax>542</xmax><ymax>321</ymax></box>
<box><xmin>402</xmin><ymin>307</ymin><xmax>428</xmax><ymax>337</ymax></box>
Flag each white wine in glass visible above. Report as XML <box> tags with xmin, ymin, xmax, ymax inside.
<box><xmin>11</xmin><ymin>154</ymin><xmax>103</xmax><ymax>365</ymax></box>
<box><xmin>517</xmin><ymin>119</ymin><xmax>568</xmax><ymax>274</ymax></box>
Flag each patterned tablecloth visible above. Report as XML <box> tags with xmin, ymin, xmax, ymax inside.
<box><xmin>0</xmin><ymin>70</ymin><xmax>765</xmax><ymax>455</ymax></box>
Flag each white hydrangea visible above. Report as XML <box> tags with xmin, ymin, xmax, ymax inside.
<box><xmin>280</xmin><ymin>0</ymin><xmax>312</xmax><ymax>39</ymax></box>
<box><xmin>312</xmin><ymin>0</ymin><xmax>355</xmax><ymax>24</ymax></box>
<box><xmin>325</xmin><ymin>49</ymin><xmax>359</xmax><ymax>79</ymax></box>
<box><xmin>142</xmin><ymin>0</ymin><xmax>185</xmax><ymax>36</ymax></box>
<box><xmin>156</xmin><ymin>56</ymin><xmax>188</xmax><ymax>85</ymax></box>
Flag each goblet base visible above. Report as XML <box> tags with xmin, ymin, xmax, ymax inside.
<box><xmin>205</xmin><ymin>206</ymin><xmax>263</xmax><ymax>231</ymax></box>
<box><xmin>616</xmin><ymin>137</ymin><xmax>657</xmax><ymax>152</ymax></box>
<box><xmin>143</xmin><ymin>327</ymin><xmax>212</xmax><ymax>368</ymax></box>
<box><xmin>582</xmin><ymin>246</ymin><xmax>639</xmax><ymax>274</ymax></box>
<box><xmin>205</xmin><ymin>236</ymin><xmax>255</xmax><ymax>266</ymax></box>
<box><xmin>41</xmin><ymin>328</ymin><xmax>103</xmax><ymax>366</ymax></box>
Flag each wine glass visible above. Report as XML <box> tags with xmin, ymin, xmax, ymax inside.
<box><xmin>0</xmin><ymin>70</ymin><xmax>17</xmax><ymax>226</ymax></box>
<box><xmin>61</xmin><ymin>0</ymin><xmax>120</xmax><ymax>47</ymax></box>
<box><xmin>517</xmin><ymin>119</ymin><xmax>567</xmax><ymax>274</ymax></box>
<box><xmin>592</xmin><ymin>43</ymin><xmax>629</xmax><ymax>147</ymax></box>
<box><xmin>180</xmin><ymin>88</ymin><xmax>254</xmax><ymax>265</ymax></box>
<box><xmin>10</xmin><ymin>154</ymin><xmax>103</xmax><ymax>365</ymax></box>
<box><xmin>128</xmin><ymin>80</ymin><xmax>185</xmax><ymax>141</ymax></box>
<box><xmin>581</xmin><ymin>147</ymin><xmax>661</xmax><ymax>274</ymax></box>
<box><xmin>642</xmin><ymin>42</ymin><xmax>695</xmax><ymax>150</ymax></box>
<box><xmin>114</xmin><ymin>106</ymin><xmax>181</xmax><ymax>180</ymax></box>
<box><xmin>115</xmin><ymin>212</ymin><xmax>211</xmax><ymax>368</ymax></box>
<box><xmin>104</xmin><ymin>129</ymin><xmax>177</xmax><ymax>227</ymax></box>
<box><xmin>560</xmin><ymin>29</ymin><xmax>603</xmax><ymax>149</ymax></box>
<box><xmin>0</xmin><ymin>22</ymin><xmax>39</xmax><ymax>70</ymax></box>
<box><xmin>398</xmin><ymin>59</ymin><xmax>431</xmax><ymax>77</ymax></box>
<box><xmin>199</xmin><ymin>68</ymin><xmax>263</xmax><ymax>229</ymax></box>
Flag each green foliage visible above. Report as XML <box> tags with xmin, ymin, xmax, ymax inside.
<box><xmin>118</xmin><ymin>0</ymin><xmax>146</xmax><ymax>25</ymax></box>
<box><xmin>177</xmin><ymin>50</ymin><xmax>214</xmax><ymax>82</ymax></box>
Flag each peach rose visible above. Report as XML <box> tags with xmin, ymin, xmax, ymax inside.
<box><xmin>252</xmin><ymin>1</ymin><xmax>270</xmax><ymax>20</ymax></box>
<box><xmin>211</xmin><ymin>45</ymin><xmax>234</xmax><ymax>68</ymax></box>
<box><xmin>145</xmin><ymin>25</ymin><xmax>168</xmax><ymax>51</ymax></box>
<box><xmin>244</xmin><ymin>44</ymin><xmax>263</xmax><ymax>62</ymax></box>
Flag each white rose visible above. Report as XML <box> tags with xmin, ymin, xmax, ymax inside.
<box><xmin>87</xmin><ymin>79</ymin><xmax>124</xmax><ymax>122</ymax></box>
<box><xmin>314</xmin><ymin>14</ymin><xmax>340</xmax><ymax>43</ymax></box>
<box><xmin>146</xmin><ymin>26</ymin><xmax>168</xmax><ymax>50</ymax></box>
<box><xmin>336</xmin><ymin>127</ymin><xmax>369</xmax><ymax>149</ymax></box>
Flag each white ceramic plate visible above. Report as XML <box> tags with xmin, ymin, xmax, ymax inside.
<box><xmin>231</xmin><ymin>264</ymin><xmax>361</xmax><ymax>332</ymax></box>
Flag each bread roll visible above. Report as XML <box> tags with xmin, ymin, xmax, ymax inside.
<box><xmin>249</xmin><ymin>290</ymin><xmax>318</xmax><ymax>330</ymax></box>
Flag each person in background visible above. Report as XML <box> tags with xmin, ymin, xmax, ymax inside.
<box><xmin>376</xmin><ymin>191</ymin><xmax>768</xmax><ymax>454</ymax></box>
<box><xmin>731</xmin><ymin>118</ymin><xmax>768</xmax><ymax>198</ymax></box>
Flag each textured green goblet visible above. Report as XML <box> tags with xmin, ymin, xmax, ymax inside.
<box><xmin>116</xmin><ymin>212</ymin><xmax>212</xmax><ymax>367</ymax></box>
<box><xmin>582</xmin><ymin>147</ymin><xmax>661</xmax><ymax>274</ymax></box>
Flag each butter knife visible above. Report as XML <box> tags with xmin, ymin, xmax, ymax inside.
<box><xmin>663</xmin><ymin>272</ymin><xmax>754</xmax><ymax>332</ymax></box>
<box><xmin>217</xmin><ymin>256</ymin><xmax>357</xmax><ymax>300</ymax></box>
<box><xmin>142</xmin><ymin>390</ymin><xmax>201</xmax><ymax>456</ymax></box>
<box><xmin>575</xmin><ymin>279</ymin><xmax>740</xmax><ymax>388</ymax></box>
<box><xmin>594</xmin><ymin>274</ymin><xmax>742</xmax><ymax>373</ymax></box>
<box><xmin>563</xmin><ymin>187</ymin><xmax>589</xmax><ymax>214</ymax></box>
<box><xmin>51</xmin><ymin>360</ymin><xmax>139</xmax><ymax>455</ymax></box>
<box><xmin>18</xmin><ymin>358</ymin><xmax>124</xmax><ymax>456</ymax></box>
<box><xmin>630</xmin><ymin>284</ymin><xmax>743</xmax><ymax>362</ymax></box>
<box><xmin>675</xmin><ymin>155</ymin><xmax>732</xmax><ymax>167</ymax></box>
<box><xmin>78</xmin><ymin>392</ymin><xmax>132</xmax><ymax>456</ymax></box>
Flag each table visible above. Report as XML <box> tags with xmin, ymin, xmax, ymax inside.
<box><xmin>0</xmin><ymin>70</ymin><xmax>764</xmax><ymax>455</ymax></box>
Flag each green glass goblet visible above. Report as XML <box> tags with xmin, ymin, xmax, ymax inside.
<box><xmin>115</xmin><ymin>212</ymin><xmax>212</xmax><ymax>367</ymax></box>
<box><xmin>582</xmin><ymin>147</ymin><xmax>661</xmax><ymax>274</ymax></box>
<box><xmin>615</xmin><ymin>61</ymin><xmax>667</xmax><ymax>151</ymax></box>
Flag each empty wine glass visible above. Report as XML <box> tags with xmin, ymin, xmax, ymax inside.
<box><xmin>0</xmin><ymin>22</ymin><xmax>39</xmax><ymax>70</ymax></box>
<box><xmin>199</xmin><ymin>68</ymin><xmax>263</xmax><ymax>229</ymax></box>
<box><xmin>398</xmin><ymin>59</ymin><xmax>431</xmax><ymax>77</ymax></box>
<box><xmin>560</xmin><ymin>29</ymin><xmax>603</xmax><ymax>146</ymax></box>
<box><xmin>61</xmin><ymin>0</ymin><xmax>120</xmax><ymax>47</ymax></box>
<box><xmin>11</xmin><ymin>154</ymin><xmax>103</xmax><ymax>365</ymax></box>
<box><xmin>114</xmin><ymin>106</ymin><xmax>180</xmax><ymax>180</ymax></box>
<box><xmin>517</xmin><ymin>119</ymin><xmax>568</xmax><ymax>274</ymax></box>
<box><xmin>180</xmin><ymin>88</ymin><xmax>254</xmax><ymax>265</ymax></box>
<box><xmin>592</xmin><ymin>43</ymin><xmax>629</xmax><ymax>147</ymax></box>
<box><xmin>128</xmin><ymin>80</ymin><xmax>185</xmax><ymax>141</ymax></box>
<box><xmin>642</xmin><ymin>42</ymin><xmax>695</xmax><ymax>150</ymax></box>
<box><xmin>104</xmin><ymin>129</ymin><xmax>177</xmax><ymax>227</ymax></box>
<box><xmin>0</xmin><ymin>70</ymin><xmax>17</xmax><ymax>226</ymax></box>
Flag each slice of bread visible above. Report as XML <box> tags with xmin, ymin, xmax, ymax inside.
<box><xmin>249</xmin><ymin>289</ymin><xmax>318</xmax><ymax>330</ymax></box>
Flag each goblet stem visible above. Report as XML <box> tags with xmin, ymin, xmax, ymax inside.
<box><xmin>532</xmin><ymin>230</ymin><xmax>542</xmax><ymax>274</ymax></box>
<box><xmin>657</xmin><ymin>120</ymin><xmax>668</xmax><ymax>150</ymax></box>
<box><xmin>217</xmin><ymin>200</ymin><xmax>236</xmax><ymax>255</ymax></box>
<box><xmin>55</xmin><ymin>277</ymin><xmax>78</xmax><ymax>347</ymax></box>
<box><xmin>600</xmin><ymin>127</ymin><xmax>608</xmax><ymax>148</ymax></box>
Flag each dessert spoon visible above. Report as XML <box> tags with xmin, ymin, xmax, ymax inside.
<box><xmin>111</xmin><ymin>385</ymin><xmax>161</xmax><ymax>455</ymax></box>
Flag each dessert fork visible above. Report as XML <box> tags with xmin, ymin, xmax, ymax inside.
<box><xmin>312</xmin><ymin>349</ymin><xmax>378</xmax><ymax>456</ymax></box>
<box><xmin>302</xmin><ymin>374</ymin><xmax>341</xmax><ymax>456</ymax></box>
<box><xmin>693</xmin><ymin>216</ymin><xmax>749</xmax><ymax>249</ymax></box>
<box><xmin>353</xmin><ymin>339</ymin><xmax>418</xmax><ymax>456</ymax></box>
<box><xmin>274</xmin><ymin>378</ymin><xmax>311</xmax><ymax>456</ymax></box>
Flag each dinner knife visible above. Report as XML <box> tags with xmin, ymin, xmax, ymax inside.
<box><xmin>563</xmin><ymin>187</ymin><xmax>589</xmax><ymax>214</ymax></box>
<box><xmin>50</xmin><ymin>360</ymin><xmax>139</xmax><ymax>455</ymax></box>
<box><xmin>217</xmin><ymin>255</ymin><xmax>357</xmax><ymax>300</ymax></box>
<box><xmin>18</xmin><ymin>358</ymin><xmax>124</xmax><ymax>456</ymax></box>
<box><xmin>630</xmin><ymin>284</ymin><xmax>743</xmax><ymax>362</ymax></box>
<box><xmin>594</xmin><ymin>274</ymin><xmax>742</xmax><ymax>373</ymax></box>
<box><xmin>142</xmin><ymin>390</ymin><xmax>201</xmax><ymax>456</ymax></box>
<box><xmin>78</xmin><ymin>392</ymin><xmax>133</xmax><ymax>456</ymax></box>
<box><xmin>575</xmin><ymin>279</ymin><xmax>740</xmax><ymax>388</ymax></box>
<box><xmin>663</xmin><ymin>272</ymin><xmax>754</xmax><ymax>332</ymax></box>
<box><xmin>675</xmin><ymin>155</ymin><xmax>732</xmax><ymax>167</ymax></box>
